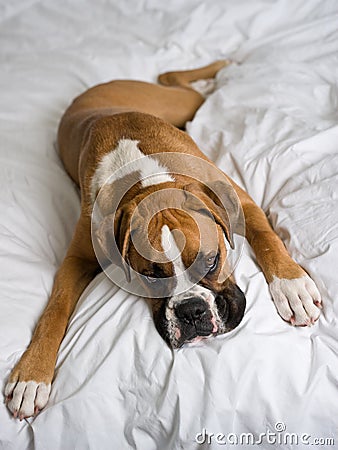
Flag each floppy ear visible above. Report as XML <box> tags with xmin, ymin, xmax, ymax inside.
<box><xmin>183</xmin><ymin>180</ymin><xmax>240</xmax><ymax>249</ymax></box>
<box><xmin>96</xmin><ymin>203</ymin><xmax>137</xmax><ymax>282</ymax></box>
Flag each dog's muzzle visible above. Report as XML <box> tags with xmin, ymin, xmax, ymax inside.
<box><xmin>174</xmin><ymin>297</ymin><xmax>217</xmax><ymax>339</ymax></box>
<box><xmin>155</xmin><ymin>284</ymin><xmax>246</xmax><ymax>349</ymax></box>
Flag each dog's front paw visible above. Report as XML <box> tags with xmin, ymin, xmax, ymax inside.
<box><xmin>269</xmin><ymin>275</ymin><xmax>322</xmax><ymax>326</ymax></box>
<box><xmin>5</xmin><ymin>351</ymin><xmax>53</xmax><ymax>420</ymax></box>
<box><xmin>5</xmin><ymin>380</ymin><xmax>51</xmax><ymax>420</ymax></box>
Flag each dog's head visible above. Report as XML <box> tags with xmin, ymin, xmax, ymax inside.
<box><xmin>96</xmin><ymin>179</ymin><xmax>246</xmax><ymax>348</ymax></box>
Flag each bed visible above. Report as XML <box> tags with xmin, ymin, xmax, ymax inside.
<box><xmin>1</xmin><ymin>1</ymin><xmax>337</xmax><ymax>449</ymax></box>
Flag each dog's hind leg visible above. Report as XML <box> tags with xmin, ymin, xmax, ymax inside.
<box><xmin>153</xmin><ymin>60</ymin><xmax>231</xmax><ymax>128</ymax></box>
<box><xmin>158</xmin><ymin>60</ymin><xmax>231</xmax><ymax>90</ymax></box>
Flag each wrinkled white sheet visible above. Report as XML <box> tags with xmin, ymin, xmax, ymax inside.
<box><xmin>0</xmin><ymin>1</ymin><xmax>337</xmax><ymax>449</ymax></box>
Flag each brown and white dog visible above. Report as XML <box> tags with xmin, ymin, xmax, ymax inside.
<box><xmin>5</xmin><ymin>61</ymin><xmax>322</xmax><ymax>419</ymax></box>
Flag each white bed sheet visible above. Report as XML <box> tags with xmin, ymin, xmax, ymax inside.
<box><xmin>0</xmin><ymin>1</ymin><xmax>337</xmax><ymax>449</ymax></box>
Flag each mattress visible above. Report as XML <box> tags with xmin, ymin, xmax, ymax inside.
<box><xmin>0</xmin><ymin>1</ymin><xmax>337</xmax><ymax>449</ymax></box>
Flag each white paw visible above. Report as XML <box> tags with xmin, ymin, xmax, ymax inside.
<box><xmin>269</xmin><ymin>275</ymin><xmax>322</xmax><ymax>326</ymax></box>
<box><xmin>5</xmin><ymin>380</ymin><xmax>51</xmax><ymax>420</ymax></box>
<box><xmin>190</xmin><ymin>78</ymin><xmax>216</xmax><ymax>97</ymax></box>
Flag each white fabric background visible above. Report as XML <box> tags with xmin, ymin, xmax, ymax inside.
<box><xmin>0</xmin><ymin>1</ymin><xmax>337</xmax><ymax>449</ymax></box>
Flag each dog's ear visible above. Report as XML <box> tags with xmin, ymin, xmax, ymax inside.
<box><xmin>183</xmin><ymin>180</ymin><xmax>240</xmax><ymax>249</ymax></box>
<box><xmin>96</xmin><ymin>202</ymin><xmax>139</xmax><ymax>282</ymax></box>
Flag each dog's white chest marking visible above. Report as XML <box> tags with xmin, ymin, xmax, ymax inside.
<box><xmin>91</xmin><ymin>139</ymin><xmax>175</xmax><ymax>202</ymax></box>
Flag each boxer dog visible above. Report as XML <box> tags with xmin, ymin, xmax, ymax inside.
<box><xmin>5</xmin><ymin>61</ymin><xmax>322</xmax><ymax>419</ymax></box>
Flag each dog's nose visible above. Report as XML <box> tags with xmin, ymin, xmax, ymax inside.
<box><xmin>174</xmin><ymin>298</ymin><xmax>208</xmax><ymax>323</ymax></box>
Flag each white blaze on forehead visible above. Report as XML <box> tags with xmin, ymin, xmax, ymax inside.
<box><xmin>91</xmin><ymin>139</ymin><xmax>175</xmax><ymax>202</ymax></box>
<box><xmin>161</xmin><ymin>225</ymin><xmax>194</xmax><ymax>295</ymax></box>
<box><xmin>161</xmin><ymin>225</ymin><xmax>181</xmax><ymax>262</ymax></box>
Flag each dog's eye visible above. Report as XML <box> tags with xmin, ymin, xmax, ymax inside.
<box><xmin>207</xmin><ymin>253</ymin><xmax>219</xmax><ymax>274</ymax></box>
